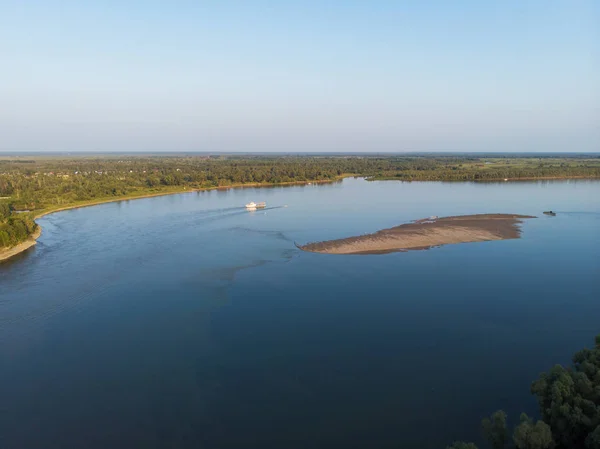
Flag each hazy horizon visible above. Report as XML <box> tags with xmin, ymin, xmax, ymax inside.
<box><xmin>2</xmin><ymin>1</ymin><xmax>598</xmax><ymax>153</ymax></box>
<box><xmin>1</xmin><ymin>150</ymin><xmax>599</xmax><ymax>156</ymax></box>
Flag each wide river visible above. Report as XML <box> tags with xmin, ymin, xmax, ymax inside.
<box><xmin>1</xmin><ymin>178</ymin><xmax>599</xmax><ymax>449</ymax></box>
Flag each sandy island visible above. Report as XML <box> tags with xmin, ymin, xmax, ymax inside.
<box><xmin>298</xmin><ymin>214</ymin><xmax>536</xmax><ymax>255</ymax></box>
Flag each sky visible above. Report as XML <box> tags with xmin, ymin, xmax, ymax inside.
<box><xmin>1</xmin><ymin>0</ymin><xmax>598</xmax><ymax>152</ymax></box>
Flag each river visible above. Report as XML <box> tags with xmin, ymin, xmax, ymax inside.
<box><xmin>1</xmin><ymin>178</ymin><xmax>599</xmax><ymax>449</ymax></box>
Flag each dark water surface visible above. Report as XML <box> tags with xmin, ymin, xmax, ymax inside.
<box><xmin>1</xmin><ymin>178</ymin><xmax>599</xmax><ymax>449</ymax></box>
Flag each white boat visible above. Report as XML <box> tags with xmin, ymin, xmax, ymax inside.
<box><xmin>245</xmin><ymin>201</ymin><xmax>266</xmax><ymax>209</ymax></box>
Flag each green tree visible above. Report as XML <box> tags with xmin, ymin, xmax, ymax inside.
<box><xmin>446</xmin><ymin>442</ymin><xmax>478</xmax><ymax>449</ymax></box>
<box><xmin>513</xmin><ymin>414</ymin><xmax>554</xmax><ymax>449</ymax></box>
<box><xmin>531</xmin><ymin>335</ymin><xmax>600</xmax><ymax>448</ymax></box>
<box><xmin>0</xmin><ymin>201</ymin><xmax>10</xmax><ymax>220</ymax></box>
<box><xmin>587</xmin><ymin>425</ymin><xmax>600</xmax><ymax>448</ymax></box>
<box><xmin>0</xmin><ymin>229</ymin><xmax>9</xmax><ymax>247</ymax></box>
<box><xmin>482</xmin><ymin>410</ymin><xmax>509</xmax><ymax>449</ymax></box>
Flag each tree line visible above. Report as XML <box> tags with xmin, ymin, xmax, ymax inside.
<box><xmin>376</xmin><ymin>164</ymin><xmax>600</xmax><ymax>181</ymax></box>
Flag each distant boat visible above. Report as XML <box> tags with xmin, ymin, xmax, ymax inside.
<box><xmin>543</xmin><ymin>211</ymin><xmax>556</xmax><ymax>216</ymax></box>
<box><xmin>245</xmin><ymin>201</ymin><xmax>266</xmax><ymax>209</ymax></box>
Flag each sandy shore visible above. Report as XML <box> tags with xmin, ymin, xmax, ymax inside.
<box><xmin>0</xmin><ymin>227</ymin><xmax>42</xmax><ymax>262</ymax></box>
<box><xmin>298</xmin><ymin>214</ymin><xmax>536</xmax><ymax>255</ymax></box>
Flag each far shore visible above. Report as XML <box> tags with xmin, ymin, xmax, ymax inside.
<box><xmin>298</xmin><ymin>214</ymin><xmax>536</xmax><ymax>255</ymax></box>
<box><xmin>0</xmin><ymin>177</ymin><xmax>348</xmax><ymax>263</ymax></box>
<box><xmin>371</xmin><ymin>175</ymin><xmax>600</xmax><ymax>182</ymax></box>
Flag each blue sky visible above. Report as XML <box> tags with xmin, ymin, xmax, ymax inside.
<box><xmin>1</xmin><ymin>0</ymin><xmax>598</xmax><ymax>152</ymax></box>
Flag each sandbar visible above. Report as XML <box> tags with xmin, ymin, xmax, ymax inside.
<box><xmin>298</xmin><ymin>214</ymin><xmax>536</xmax><ymax>255</ymax></box>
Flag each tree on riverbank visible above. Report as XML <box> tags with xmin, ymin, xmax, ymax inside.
<box><xmin>447</xmin><ymin>335</ymin><xmax>600</xmax><ymax>449</ymax></box>
<box><xmin>0</xmin><ymin>202</ymin><xmax>37</xmax><ymax>247</ymax></box>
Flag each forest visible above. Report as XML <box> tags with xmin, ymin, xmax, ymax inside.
<box><xmin>448</xmin><ymin>335</ymin><xmax>600</xmax><ymax>449</ymax></box>
<box><xmin>1</xmin><ymin>154</ymin><xmax>599</xmax><ymax>248</ymax></box>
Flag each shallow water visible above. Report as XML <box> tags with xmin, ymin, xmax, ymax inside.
<box><xmin>1</xmin><ymin>178</ymin><xmax>599</xmax><ymax>449</ymax></box>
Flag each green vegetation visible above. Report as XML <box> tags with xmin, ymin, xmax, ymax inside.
<box><xmin>371</xmin><ymin>155</ymin><xmax>600</xmax><ymax>181</ymax></box>
<box><xmin>1</xmin><ymin>154</ymin><xmax>599</xmax><ymax>249</ymax></box>
<box><xmin>0</xmin><ymin>200</ymin><xmax>37</xmax><ymax>248</ymax></box>
<box><xmin>448</xmin><ymin>335</ymin><xmax>600</xmax><ymax>449</ymax></box>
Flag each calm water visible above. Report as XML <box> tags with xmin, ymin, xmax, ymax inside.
<box><xmin>1</xmin><ymin>178</ymin><xmax>599</xmax><ymax>449</ymax></box>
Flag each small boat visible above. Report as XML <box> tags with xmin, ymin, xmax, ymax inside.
<box><xmin>245</xmin><ymin>201</ymin><xmax>266</xmax><ymax>209</ymax></box>
<box><xmin>543</xmin><ymin>211</ymin><xmax>556</xmax><ymax>216</ymax></box>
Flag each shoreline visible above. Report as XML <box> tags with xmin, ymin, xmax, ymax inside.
<box><xmin>0</xmin><ymin>227</ymin><xmax>42</xmax><ymax>262</ymax></box>
<box><xmin>370</xmin><ymin>175</ymin><xmax>600</xmax><ymax>182</ymax></box>
<box><xmin>0</xmin><ymin>177</ymin><xmax>347</xmax><ymax>263</ymax></box>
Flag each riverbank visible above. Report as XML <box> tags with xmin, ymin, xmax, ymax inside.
<box><xmin>370</xmin><ymin>175</ymin><xmax>600</xmax><ymax>182</ymax></box>
<box><xmin>0</xmin><ymin>176</ymin><xmax>350</xmax><ymax>263</ymax></box>
<box><xmin>299</xmin><ymin>214</ymin><xmax>536</xmax><ymax>255</ymax></box>
<box><xmin>0</xmin><ymin>228</ymin><xmax>42</xmax><ymax>262</ymax></box>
